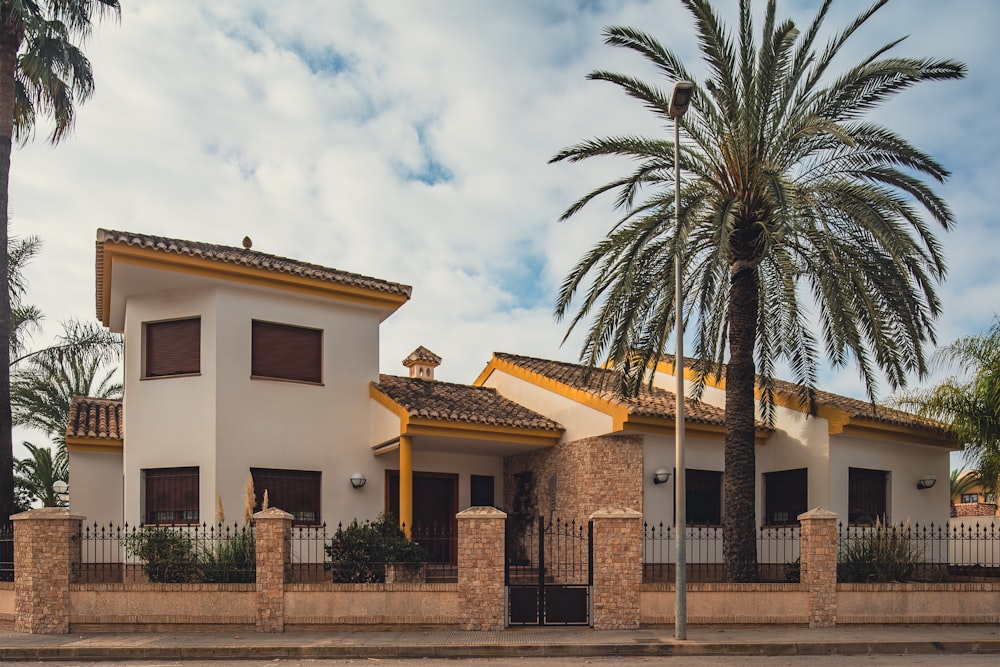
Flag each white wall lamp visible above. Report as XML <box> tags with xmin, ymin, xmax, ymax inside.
<box><xmin>652</xmin><ymin>468</ymin><xmax>671</xmax><ymax>485</ymax></box>
<box><xmin>52</xmin><ymin>479</ymin><xmax>69</xmax><ymax>505</ymax></box>
<box><xmin>917</xmin><ymin>474</ymin><xmax>937</xmax><ymax>490</ymax></box>
<box><xmin>350</xmin><ymin>472</ymin><xmax>367</xmax><ymax>489</ymax></box>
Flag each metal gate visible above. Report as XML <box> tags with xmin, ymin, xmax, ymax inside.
<box><xmin>506</xmin><ymin>516</ymin><xmax>592</xmax><ymax>626</ymax></box>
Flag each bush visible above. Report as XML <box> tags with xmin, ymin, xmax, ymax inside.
<box><xmin>325</xmin><ymin>513</ymin><xmax>427</xmax><ymax>583</ymax></box>
<box><xmin>838</xmin><ymin>519</ymin><xmax>921</xmax><ymax>583</ymax></box>
<box><xmin>123</xmin><ymin>524</ymin><xmax>256</xmax><ymax>583</ymax></box>
<box><xmin>200</xmin><ymin>527</ymin><xmax>256</xmax><ymax>583</ymax></box>
<box><xmin>123</xmin><ymin>527</ymin><xmax>200</xmax><ymax>583</ymax></box>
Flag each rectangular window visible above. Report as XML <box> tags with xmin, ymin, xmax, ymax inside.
<box><xmin>764</xmin><ymin>468</ymin><xmax>808</xmax><ymax>526</ymax></box>
<box><xmin>143</xmin><ymin>467</ymin><xmax>199</xmax><ymax>525</ymax></box>
<box><xmin>250</xmin><ymin>468</ymin><xmax>321</xmax><ymax>525</ymax></box>
<box><xmin>144</xmin><ymin>318</ymin><xmax>200</xmax><ymax>378</ymax></box>
<box><xmin>251</xmin><ymin>320</ymin><xmax>322</xmax><ymax>383</ymax></box>
<box><xmin>684</xmin><ymin>469</ymin><xmax>723</xmax><ymax>526</ymax></box>
<box><xmin>986</xmin><ymin>492</ymin><xmax>997</xmax><ymax>503</ymax></box>
<box><xmin>848</xmin><ymin>467</ymin><xmax>889</xmax><ymax>525</ymax></box>
<box><xmin>961</xmin><ymin>493</ymin><xmax>979</xmax><ymax>504</ymax></box>
<box><xmin>471</xmin><ymin>475</ymin><xmax>495</xmax><ymax>507</ymax></box>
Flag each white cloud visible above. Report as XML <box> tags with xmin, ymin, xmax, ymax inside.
<box><xmin>8</xmin><ymin>0</ymin><xmax>999</xmax><ymax>457</ymax></box>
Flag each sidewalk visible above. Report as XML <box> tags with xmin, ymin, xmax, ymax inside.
<box><xmin>0</xmin><ymin>625</ymin><xmax>998</xmax><ymax>661</ymax></box>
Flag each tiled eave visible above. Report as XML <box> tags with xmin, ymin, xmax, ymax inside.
<box><xmin>66</xmin><ymin>396</ymin><xmax>123</xmax><ymax>453</ymax></box>
<box><xmin>96</xmin><ymin>229</ymin><xmax>412</xmax><ymax>327</ymax></box>
<box><xmin>476</xmin><ymin>353</ymin><xmax>772</xmax><ymax>446</ymax></box>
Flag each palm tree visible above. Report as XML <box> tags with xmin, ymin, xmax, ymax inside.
<box><xmin>8</xmin><ymin>232</ymin><xmax>42</xmax><ymax>357</ymax></box>
<box><xmin>551</xmin><ymin>0</ymin><xmax>965</xmax><ymax>581</ymax></box>
<box><xmin>949</xmin><ymin>468</ymin><xmax>981</xmax><ymax>508</ymax></box>
<box><xmin>0</xmin><ymin>0</ymin><xmax>120</xmax><ymax>523</ymax></box>
<box><xmin>898</xmin><ymin>319</ymin><xmax>1000</xmax><ymax>497</ymax></box>
<box><xmin>12</xmin><ymin>319</ymin><xmax>122</xmax><ymax>448</ymax></box>
<box><xmin>14</xmin><ymin>441</ymin><xmax>67</xmax><ymax>507</ymax></box>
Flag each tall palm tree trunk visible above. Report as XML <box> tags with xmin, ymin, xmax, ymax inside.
<box><xmin>0</xmin><ymin>23</ymin><xmax>21</xmax><ymax>524</ymax></box>
<box><xmin>723</xmin><ymin>262</ymin><xmax>759</xmax><ymax>582</ymax></box>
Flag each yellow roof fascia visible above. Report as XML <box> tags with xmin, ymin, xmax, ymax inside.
<box><xmin>369</xmin><ymin>382</ymin><xmax>563</xmax><ymax>447</ymax></box>
<box><xmin>656</xmin><ymin>359</ymin><xmax>853</xmax><ymax>436</ymax></box>
<box><xmin>66</xmin><ymin>437</ymin><xmax>123</xmax><ymax>454</ymax></box>
<box><xmin>839</xmin><ymin>420</ymin><xmax>959</xmax><ymax>450</ymax></box>
<box><xmin>100</xmin><ymin>242</ymin><xmax>409</xmax><ymax>326</ymax></box>
<box><xmin>476</xmin><ymin>355</ymin><xmax>631</xmax><ymax>425</ymax></box>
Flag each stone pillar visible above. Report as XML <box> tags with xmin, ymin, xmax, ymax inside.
<box><xmin>254</xmin><ymin>507</ymin><xmax>292</xmax><ymax>633</ymax></box>
<box><xmin>798</xmin><ymin>508</ymin><xmax>838</xmax><ymax>628</ymax></box>
<box><xmin>12</xmin><ymin>507</ymin><xmax>84</xmax><ymax>634</ymax></box>
<box><xmin>590</xmin><ymin>507</ymin><xmax>642</xmax><ymax>630</ymax></box>
<box><xmin>458</xmin><ymin>506</ymin><xmax>506</xmax><ymax>630</ymax></box>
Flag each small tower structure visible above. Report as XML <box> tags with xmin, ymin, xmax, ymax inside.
<box><xmin>403</xmin><ymin>346</ymin><xmax>441</xmax><ymax>381</ymax></box>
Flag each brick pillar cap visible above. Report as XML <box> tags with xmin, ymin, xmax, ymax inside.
<box><xmin>10</xmin><ymin>507</ymin><xmax>84</xmax><ymax>521</ymax></box>
<box><xmin>457</xmin><ymin>506</ymin><xmax>506</xmax><ymax>519</ymax></box>
<box><xmin>253</xmin><ymin>507</ymin><xmax>294</xmax><ymax>521</ymax></box>
<box><xmin>797</xmin><ymin>507</ymin><xmax>838</xmax><ymax>521</ymax></box>
<box><xmin>590</xmin><ymin>507</ymin><xmax>642</xmax><ymax>520</ymax></box>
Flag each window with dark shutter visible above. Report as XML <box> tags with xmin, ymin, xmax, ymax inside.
<box><xmin>144</xmin><ymin>318</ymin><xmax>201</xmax><ymax>378</ymax></box>
<box><xmin>251</xmin><ymin>320</ymin><xmax>322</xmax><ymax>383</ymax></box>
<box><xmin>144</xmin><ymin>467</ymin><xmax>199</xmax><ymax>525</ymax></box>
<box><xmin>848</xmin><ymin>467</ymin><xmax>889</xmax><ymax>524</ymax></box>
<box><xmin>683</xmin><ymin>469</ymin><xmax>723</xmax><ymax>525</ymax></box>
<box><xmin>471</xmin><ymin>475</ymin><xmax>495</xmax><ymax>507</ymax></box>
<box><xmin>250</xmin><ymin>468</ymin><xmax>321</xmax><ymax>525</ymax></box>
<box><xmin>763</xmin><ymin>468</ymin><xmax>808</xmax><ymax>525</ymax></box>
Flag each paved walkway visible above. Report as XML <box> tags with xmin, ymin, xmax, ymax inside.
<box><xmin>0</xmin><ymin>625</ymin><xmax>998</xmax><ymax>660</ymax></box>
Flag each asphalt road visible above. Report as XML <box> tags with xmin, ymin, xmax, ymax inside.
<box><xmin>2</xmin><ymin>656</ymin><xmax>994</xmax><ymax>666</ymax></box>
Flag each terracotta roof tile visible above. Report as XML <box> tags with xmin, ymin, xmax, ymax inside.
<box><xmin>95</xmin><ymin>229</ymin><xmax>411</xmax><ymax>319</ymax></box>
<box><xmin>374</xmin><ymin>374</ymin><xmax>562</xmax><ymax>432</ymax></box>
<box><xmin>403</xmin><ymin>346</ymin><xmax>441</xmax><ymax>367</ymax></box>
<box><xmin>66</xmin><ymin>396</ymin><xmax>123</xmax><ymax>441</ymax></box>
<box><xmin>493</xmin><ymin>352</ymin><xmax>736</xmax><ymax>427</ymax></box>
<box><xmin>661</xmin><ymin>354</ymin><xmax>948</xmax><ymax>434</ymax></box>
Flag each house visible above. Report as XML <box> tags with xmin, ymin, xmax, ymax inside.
<box><xmin>67</xmin><ymin>229</ymin><xmax>959</xmax><ymax>542</ymax></box>
<box><xmin>951</xmin><ymin>470</ymin><xmax>999</xmax><ymax>518</ymax></box>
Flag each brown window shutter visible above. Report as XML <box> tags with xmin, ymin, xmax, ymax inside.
<box><xmin>145</xmin><ymin>318</ymin><xmax>201</xmax><ymax>377</ymax></box>
<box><xmin>250</xmin><ymin>468</ymin><xmax>321</xmax><ymax>525</ymax></box>
<box><xmin>251</xmin><ymin>321</ymin><xmax>322</xmax><ymax>383</ymax></box>
<box><xmin>144</xmin><ymin>467</ymin><xmax>199</xmax><ymax>524</ymax></box>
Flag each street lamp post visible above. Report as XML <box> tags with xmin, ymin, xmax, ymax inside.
<box><xmin>668</xmin><ymin>79</ymin><xmax>694</xmax><ymax>641</ymax></box>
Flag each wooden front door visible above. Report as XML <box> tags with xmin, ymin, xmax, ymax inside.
<box><xmin>386</xmin><ymin>471</ymin><xmax>458</xmax><ymax>563</ymax></box>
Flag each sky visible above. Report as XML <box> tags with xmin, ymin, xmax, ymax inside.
<box><xmin>9</xmin><ymin>0</ymin><xmax>1000</xmax><ymax>458</ymax></box>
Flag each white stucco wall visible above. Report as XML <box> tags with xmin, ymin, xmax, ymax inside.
<box><xmin>830</xmin><ymin>434</ymin><xmax>951</xmax><ymax>527</ymax></box>
<box><xmin>642</xmin><ymin>433</ymin><xmax>725</xmax><ymax>529</ymax></box>
<box><xmin>122</xmin><ymin>287</ymin><xmax>217</xmax><ymax>527</ymax></box>
<box><xmin>67</xmin><ymin>450</ymin><xmax>123</xmax><ymax>526</ymax></box>
<box><xmin>481</xmin><ymin>368</ymin><xmax>614</xmax><ymax>442</ymax></box>
<box><xmin>118</xmin><ymin>283</ymin><xmax>395</xmax><ymax>527</ymax></box>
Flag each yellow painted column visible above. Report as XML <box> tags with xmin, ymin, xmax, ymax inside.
<box><xmin>399</xmin><ymin>435</ymin><xmax>413</xmax><ymax>538</ymax></box>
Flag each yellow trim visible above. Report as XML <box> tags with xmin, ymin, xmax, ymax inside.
<box><xmin>474</xmin><ymin>355</ymin><xmax>773</xmax><ymax>442</ymax></box>
<box><xmin>475</xmin><ymin>356</ymin><xmax>631</xmax><ymax>424</ymax></box>
<box><xmin>369</xmin><ymin>383</ymin><xmax>564</xmax><ymax>447</ymax></box>
<box><xmin>840</xmin><ymin>421</ymin><xmax>959</xmax><ymax>450</ymax></box>
<box><xmin>99</xmin><ymin>242</ymin><xmax>409</xmax><ymax>326</ymax></box>
<box><xmin>399</xmin><ymin>435</ymin><xmax>413</xmax><ymax>538</ymax></box>
<box><xmin>654</xmin><ymin>358</ymin><xmax>946</xmax><ymax>441</ymax></box>
<box><xmin>66</xmin><ymin>437</ymin><xmax>123</xmax><ymax>453</ymax></box>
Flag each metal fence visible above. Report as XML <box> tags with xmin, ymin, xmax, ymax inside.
<box><xmin>0</xmin><ymin>522</ymin><xmax>12</xmax><ymax>582</ymax></box>
<box><xmin>642</xmin><ymin>523</ymin><xmax>801</xmax><ymax>583</ymax></box>
<box><xmin>837</xmin><ymin>520</ymin><xmax>1000</xmax><ymax>583</ymax></box>
<box><xmin>289</xmin><ymin>520</ymin><xmax>458</xmax><ymax>584</ymax></box>
<box><xmin>73</xmin><ymin>522</ymin><xmax>255</xmax><ymax>584</ymax></box>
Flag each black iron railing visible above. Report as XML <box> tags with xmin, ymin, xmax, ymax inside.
<box><xmin>642</xmin><ymin>522</ymin><xmax>801</xmax><ymax>583</ymax></box>
<box><xmin>74</xmin><ymin>522</ymin><xmax>255</xmax><ymax>583</ymax></box>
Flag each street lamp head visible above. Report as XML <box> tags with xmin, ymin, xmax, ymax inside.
<box><xmin>669</xmin><ymin>81</ymin><xmax>695</xmax><ymax>120</ymax></box>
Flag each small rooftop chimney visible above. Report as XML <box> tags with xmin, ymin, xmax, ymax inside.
<box><xmin>403</xmin><ymin>346</ymin><xmax>441</xmax><ymax>381</ymax></box>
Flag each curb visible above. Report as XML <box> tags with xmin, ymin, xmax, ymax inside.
<box><xmin>2</xmin><ymin>640</ymin><xmax>1000</xmax><ymax>660</ymax></box>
